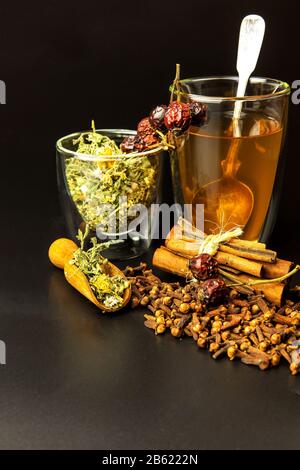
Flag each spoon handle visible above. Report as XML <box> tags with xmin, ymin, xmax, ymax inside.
<box><xmin>233</xmin><ymin>15</ymin><xmax>265</xmax><ymax>136</ymax></box>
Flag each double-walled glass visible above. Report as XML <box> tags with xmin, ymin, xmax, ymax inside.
<box><xmin>169</xmin><ymin>77</ymin><xmax>290</xmax><ymax>242</ymax></box>
<box><xmin>56</xmin><ymin>129</ymin><xmax>164</xmax><ymax>259</ymax></box>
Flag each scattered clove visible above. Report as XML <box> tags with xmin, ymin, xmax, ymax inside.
<box><xmin>126</xmin><ymin>263</ymin><xmax>300</xmax><ymax>375</ymax></box>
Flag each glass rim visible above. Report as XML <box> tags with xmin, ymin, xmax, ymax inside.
<box><xmin>169</xmin><ymin>76</ymin><xmax>290</xmax><ymax>103</ymax></box>
<box><xmin>56</xmin><ymin>128</ymin><xmax>165</xmax><ymax>161</ymax></box>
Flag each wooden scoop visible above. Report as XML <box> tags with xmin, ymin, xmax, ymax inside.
<box><xmin>193</xmin><ymin>15</ymin><xmax>265</xmax><ymax>233</ymax></box>
<box><xmin>48</xmin><ymin>238</ymin><xmax>131</xmax><ymax>312</ymax></box>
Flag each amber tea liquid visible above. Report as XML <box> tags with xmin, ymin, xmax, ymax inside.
<box><xmin>176</xmin><ymin>111</ymin><xmax>283</xmax><ymax>240</ymax></box>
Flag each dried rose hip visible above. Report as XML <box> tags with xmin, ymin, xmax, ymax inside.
<box><xmin>201</xmin><ymin>278</ymin><xmax>228</xmax><ymax>305</ymax></box>
<box><xmin>121</xmin><ymin>133</ymin><xmax>158</xmax><ymax>153</ymax></box>
<box><xmin>120</xmin><ymin>135</ymin><xmax>137</xmax><ymax>153</ymax></box>
<box><xmin>131</xmin><ymin>136</ymin><xmax>146</xmax><ymax>152</ymax></box>
<box><xmin>189</xmin><ymin>101</ymin><xmax>208</xmax><ymax>126</ymax></box>
<box><xmin>137</xmin><ymin>117</ymin><xmax>154</xmax><ymax>136</ymax></box>
<box><xmin>135</xmin><ymin>133</ymin><xmax>158</xmax><ymax>151</ymax></box>
<box><xmin>164</xmin><ymin>101</ymin><xmax>191</xmax><ymax>132</ymax></box>
<box><xmin>189</xmin><ymin>253</ymin><xmax>219</xmax><ymax>280</ymax></box>
<box><xmin>134</xmin><ymin>116</ymin><xmax>159</xmax><ymax>150</ymax></box>
<box><xmin>149</xmin><ymin>105</ymin><xmax>168</xmax><ymax>131</ymax></box>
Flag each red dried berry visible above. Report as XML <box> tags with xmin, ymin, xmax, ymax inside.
<box><xmin>142</xmin><ymin>132</ymin><xmax>158</xmax><ymax>147</ymax></box>
<box><xmin>149</xmin><ymin>105</ymin><xmax>168</xmax><ymax>131</ymax></box>
<box><xmin>137</xmin><ymin>117</ymin><xmax>154</xmax><ymax>136</ymax></box>
<box><xmin>201</xmin><ymin>278</ymin><xmax>228</xmax><ymax>305</ymax></box>
<box><xmin>120</xmin><ymin>135</ymin><xmax>137</xmax><ymax>153</ymax></box>
<box><xmin>134</xmin><ymin>133</ymin><xmax>158</xmax><ymax>151</ymax></box>
<box><xmin>121</xmin><ymin>134</ymin><xmax>158</xmax><ymax>153</ymax></box>
<box><xmin>189</xmin><ymin>253</ymin><xmax>219</xmax><ymax>280</ymax></box>
<box><xmin>135</xmin><ymin>116</ymin><xmax>159</xmax><ymax>151</ymax></box>
<box><xmin>164</xmin><ymin>101</ymin><xmax>191</xmax><ymax>132</ymax></box>
<box><xmin>189</xmin><ymin>101</ymin><xmax>208</xmax><ymax>126</ymax></box>
<box><xmin>131</xmin><ymin>136</ymin><xmax>146</xmax><ymax>152</ymax></box>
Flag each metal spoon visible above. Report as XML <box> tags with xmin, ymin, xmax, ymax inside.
<box><xmin>193</xmin><ymin>15</ymin><xmax>265</xmax><ymax>233</ymax></box>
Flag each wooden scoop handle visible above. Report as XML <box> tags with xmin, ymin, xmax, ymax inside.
<box><xmin>48</xmin><ymin>238</ymin><xmax>78</xmax><ymax>269</ymax></box>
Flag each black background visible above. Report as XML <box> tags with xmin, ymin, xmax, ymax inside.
<box><xmin>0</xmin><ymin>0</ymin><xmax>300</xmax><ymax>451</ymax></box>
<box><xmin>1</xmin><ymin>0</ymin><xmax>300</xmax><ymax>233</ymax></box>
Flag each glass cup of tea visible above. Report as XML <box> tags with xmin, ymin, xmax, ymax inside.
<box><xmin>169</xmin><ymin>76</ymin><xmax>290</xmax><ymax>242</ymax></box>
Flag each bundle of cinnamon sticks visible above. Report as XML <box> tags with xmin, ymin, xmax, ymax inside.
<box><xmin>153</xmin><ymin>219</ymin><xmax>294</xmax><ymax>306</ymax></box>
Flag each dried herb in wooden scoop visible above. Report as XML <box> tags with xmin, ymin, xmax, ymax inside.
<box><xmin>49</xmin><ymin>228</ymin><xmax>131</xmax><ymax>312</ymax></box>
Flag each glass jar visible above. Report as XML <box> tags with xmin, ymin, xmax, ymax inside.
<box><xmin>56</xmin><ymin>129</ymin><xmax>165</xmax><ymax>259</ymax></box>
<box><xmin>169</xmin><ymin>76</ymin><xmax>290</xmax><ymax>242</ymax></box>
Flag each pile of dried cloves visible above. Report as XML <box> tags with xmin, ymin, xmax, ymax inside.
<box><xmin>124</xmin><ymin>263</ymin><xmax>300</xmax><ymax>376</ymax></box>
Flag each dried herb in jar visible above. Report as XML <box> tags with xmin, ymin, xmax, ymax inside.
<box><xmin>65</xmin><ymin>121</ymin><xmax>158</xmax><ymax>232</ymax></box>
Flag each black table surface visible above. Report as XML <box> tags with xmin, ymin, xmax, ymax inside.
<box><xmin>2</xmin><ymin>0</ymin><xmax>300</xmax><ymax>452</ymax></box>
<box><xmin>0</xmin><ymin>200</ymin><xmax>300</xmax><ymax>451</ymax></box>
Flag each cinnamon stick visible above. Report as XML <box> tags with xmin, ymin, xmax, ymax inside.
<box><xmin>166</xmin><ymin>225</ymin><xmax>198</xmax><ymax>243</ymax></box>
<box><xmin>176</xmin><ymin>219</ymin><xmax>266</xmax><ymax>250</ymax></box>
<box><xmin>215</xmin><ymin>252</ymin><xmax>263</xmax><ymax>278</ymax></box>
<box><xmin>166</xmin><ymin>237</ymin><xmax>264</xmax><ymax>278</ymax></box>
<box><xmin>262</xmin><ymin>259</ymin><xmax>293</xmax><ymax>279</ymax></box>
<box><xmin>167</xmin><ymin>235</ymin><xmax>291</xmax><ymax>279</ymax></box>
<box><xmin>219</xmin><ymin>241</ymin><xmax>276</xmax><ymax>263</ymax></box>
<box><xmin>237</xmin><ymin>274</ymin><xmax>285</xmax><ymax>307</ymax></box>
<box><xmin>165</xmin><ymin>225</ymin><xmax>294</xmax><ymax>279</ymax></box>
<box><xmin>165</xmin><ymin>236</ymin><xmax>199</xmax><ymax>257</ymax></box>
<box><xmin>152</xmin><ymin>247</ymin><xmax>189</xmax><ymax>277</ymax></box>
<box><xmin>177</xmin><ymin>217</ymin><xmax>206</xmax><ymax>241</ymax></box>
<box><xmin>167</xmin><ymin>225</ymin><xmax>276</xmax><ymax>263</ymax></box>
<box><xmin>152</xmin><ymin>247</ymin><xmax>285</xmax><ymax>306</ymax></box>
<box><xmin>219</xmin><ymin>265</ymin><xmax>241</xmax><ymax>275</ymax></box>
<box><xmin>225</xmin><ymin>238</ymin><xmax>266</xmax><ymax>250</ymax></box>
